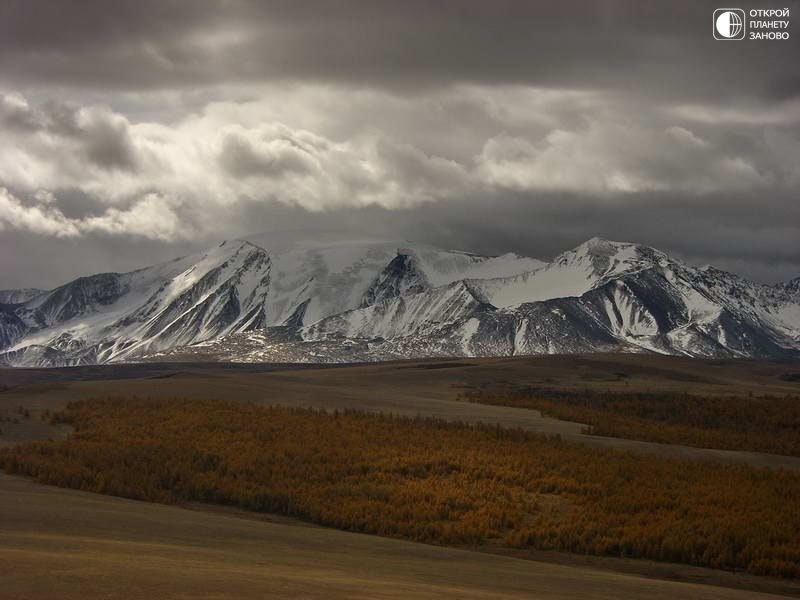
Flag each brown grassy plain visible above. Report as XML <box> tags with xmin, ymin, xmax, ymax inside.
<box><xmin>1</xmin><ymin>354</ymin><xmax>800</xmax><ymax>599</ymax></box>
<box><xmin>2</xmin><ymin>473</ymin><xmax>798</xmax><ymax>600</ymax></box>
<box><xmin>2</xmin><ymin>354</ymin><xmax>800</xmax><ymax>468</ymax></box>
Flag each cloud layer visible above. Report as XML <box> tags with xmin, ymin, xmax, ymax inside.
<box><xmin>0</xmin><ymin>1</ymin><xmax>797</xmax><ymax>287</ymax></box>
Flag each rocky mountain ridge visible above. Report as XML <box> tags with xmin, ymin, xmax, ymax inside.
<box><xmin>2</xmin><ymin>235</ymin><xmax>798</xmax><ymax>366</ymax></box>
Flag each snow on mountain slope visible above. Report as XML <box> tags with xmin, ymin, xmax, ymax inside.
<box><xmin>460</xmin><ymin>253</ymin><xmax>800</xmax><ymax>360</ymax></box>
<box><xmin>2</xmin><ymin>235</ymin><xmax>799</xmax><ymax>366</ymax></box>
<box><xmin>303</xmin><ymin>281</ymin><xmax>489</xmax><ymax>341</ymax></box>
<box><xmin>242</xmin><ymin>233</ymin><xmax>541</xmax><ymax>326</ymax></box>
<box><xmin>406</xmin><ymin>248</ymin><xmax>544</xmax><ymax>287</ymax></box>
<box><xmin>0</xmin><ymin>307</ymin><xmax>28</xmax><ymax>349</ymax></box>
<box><xmin>141</xmin><ymin>237</ymin><xmax>800</xmax><ymax>365</ymax></box>
<box><xmin>0</xmin><ymin>234</ymin><xmax>541</xmax><ymax>366</ymax></box>
<box><xmin>467</xmin><ymin>238</ymin><xmax>669</xmax><ymax>308</ymax></box>
<box><xmin>0</xmin><ymin>288</ymin><xmax>45</xmax><ymax>304</ymax></box>
<box><xmin>2</xmin><ymin>240</ymin><xmax>274</xmax><ymax>365</ymax></box>
<box><xmin>244</xmin><ymin>238</ymin><xmax>402</xmax><ymax>326</ymax></box>
<box><xmin>768</xmin><ymin>278</ymin><xmax>800</xmax><ymax>344</ymax></box>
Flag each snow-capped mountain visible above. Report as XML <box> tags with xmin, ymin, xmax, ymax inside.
<box><xmin>284</xmin><ymin>237</ymin><xmax>800</xmax><ymax>361</ymax></box>
<box><xmin>1</xmin><ymin>240</ymin><xmax>273</xmax><ymax>366</ymax></box>
<box><xmin>0</xmin><ymin>288</ymin><xmax>45</xmax><ymax>304</ymax></box>
<box><xmin>1</xmin><ymin>235</ymin><xmax>799</xmax><ymax>366</ymax></box>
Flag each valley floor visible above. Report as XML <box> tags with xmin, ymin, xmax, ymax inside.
<box><xmin>2</xmin><ymin>354</ymin><xmax>800</xmax><ymax>598</ymax></box>
<box><xmin>1</xmin><ymin>473</ymin><xmax>796</xmax><ymax>600</ymax></box>
<box><xmin>3</xmin><ymin>354</ymin><xmax>800</xmax><ymax>469</ymax></box>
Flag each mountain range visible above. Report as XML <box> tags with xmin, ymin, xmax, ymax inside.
<box><xmin>1</xmin><ymin>233</ymin><xmax>799</xmax><ymax>367</ymax></box>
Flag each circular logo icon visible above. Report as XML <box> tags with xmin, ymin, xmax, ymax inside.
<box><xmin>715</xmin><ymin>11</ymin><xmax>743</xmax><ymax>38</ymax></box>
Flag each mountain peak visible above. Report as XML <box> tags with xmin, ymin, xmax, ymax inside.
<box><xmin>579</xmin><ymin>236</ymin><xmax>658</xmax><ymax>253</ymax></box>
<box><xmin>584</xmin><ymin>235</ymin><xmax>622</xmax><ymax>246</ymax></box>
<box><xmin>558</xmin><ymin>237</ymin><xmax>636</xmax><ymax>266</ymax></box>
<box><xmin>240</xmin><ymin>231</ymin><xmax>403</xmax><ymax>255</ymax></box>
<box><xmin>779</xmin><ymin>276</ymin><xmax>800</xmax><ymax>295</ymax></box>
<box><xmin>566</xmin><ymin>236</ymin><xmax>676</xmax><ymax>266</ymax></box>
<box><xmin>0</xmin><ymin>288</ymin><xmax>45</xmax><ymax>305</ymax></box>
<box><xmin>574</xmin><ymin>236</ymin><xmax>631</xmax><ymax>256</ymax></box>
<box><xmin>3</xmin><ymin>234</ymin><xmax>799</xmax><ymax>366</ymax></box>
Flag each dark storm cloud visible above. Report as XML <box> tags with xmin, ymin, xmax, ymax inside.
<box><xmin>189</xmin><ymin>188</ymin><xmax>800</xmax><ymax>285</ymax></box>
<box><xmin>0</xmin><ymin>93</ymin><xmax>139</xmax><ymax>172</ymax></box>
<box><xmin>0</xmin><ymin>228</ymin><xmax>205</xmax><ymax>290</ymax></box>
<box><xmin>81</xmin><ymin>114</ymin><xmax>139</xmax><ymax>172</ymax></box>
<box><xmin>1</xmin><ymin>184</ymin><xmax>109</xmax><ymax>221</ymax></box>
<box><xmin>218</xmin><ymin>129</ymin><xmax>316</xmax><ymax>179</ymax></box>
<box><xmin>404</xmin><ymin>191</ymin><xmax>800</xmax><ymax>281</ymax></box>
<box><xmin>1</xmin><ymin>0</ymin><xmax>796</xmax><ymax>103</ymax></box>
<box><xmin>0</xmin><ymin>1</ymin><xmax>798</xmax><ymax>288</ymax></box>
<box><xmin>231</xmin><ymin>189</ymin><xmax>800</xmax><ymax>284</ymax></box>
<box><xmin>0</xmin><ymin>94</ymin><xmax>80</xmax><ymax>135</ymax></box>
<box><xmin>2</xmin><ymin>185</ymin><xmax>799</xmax><ymax>289</ymax></box>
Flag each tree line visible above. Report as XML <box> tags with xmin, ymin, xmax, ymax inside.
<box><xmin>461</xmin><ymin>389</ymin><xmax>800</xmax><ymax>456</ymax></box>
<box><xmin>1</xmin><ymin>396</ymin><xmax>799</xmax><ymax>578</ymax></box>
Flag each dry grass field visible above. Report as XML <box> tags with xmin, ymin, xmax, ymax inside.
<box><xmin>2</xmin><ymin>473</ymin><xmax>798</xmax><ymax>600</ymax></box>
<box><xmin>5</xmin><ymin>398</ymin><xmax>800</xmax><ymax>577</ymax></box>
<box><xmin>2</xmin><ymin>354</ymin><xmax>800</xmax><ymax>598</ymax></box>
<box><xmin>2</xmin><ymin>354</ymin><xmax>800</xmax><ymax>468</ymax></box>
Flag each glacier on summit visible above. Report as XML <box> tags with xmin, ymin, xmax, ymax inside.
<box><xmin>1</xmin><ymin>234</ymin><xmax>798</xmax><ymax>366</ymax></box>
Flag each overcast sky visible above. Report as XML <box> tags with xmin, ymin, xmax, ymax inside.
<box><xmin>1</xmin><ymin>0</ymin><xmax>798</xmax><ymax>288</ymax></box>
